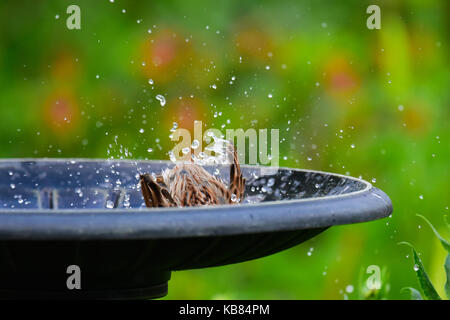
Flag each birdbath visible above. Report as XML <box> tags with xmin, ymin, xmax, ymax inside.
<box><xmin>0</xmin><ymin>159</ymin><xmax>392</xmax><ymax>299</ymax></box>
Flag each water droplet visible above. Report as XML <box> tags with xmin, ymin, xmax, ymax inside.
<box><xmin>123</xmin><ymin>194</ymin><xmax>130</xmax><ymax>208</ymax></box>
<box><xmin>398</xmin><ymin>105</ymin><xmax>404</xmax><ymax>111</ymax></box>
<box><xmin>413</xmin><ymin>264</ymin><xmax>419</xmax><ymax>272</ymax></box>
<box><xmin>231</xmin><ymin>194</ymin><xmax>238</xmax><ymax>202</ymax></box>
<box><xmin>191</xmin><ymin>139</ymin><xmax>200</xmax><ymax>149</ymax></box>
<box><xmin>168</xmin><ymin>151</ymin><xmax>177</xmax><ymax>162</ymax></box>
<box><xmin>267</xmin><ymin>93</ymin><xmax>273</xmax><ymax>98</ymax></box>
<box><xmin>170</xmin><ymin>122</ymin><xmax>178</xmax><ymax>133</ymax></box>
<box><xmin>95</xmin><ymin>74</ymin><xmax>100</xmax><ymax>79</ymax></box>
<box><xmin>419</xmin><ymin>195</ymin><xmax>423</xmax><ymax>200</ymax></box>
<box><xmin>139</xmin><ymin>128</ymin><xmax>145</xmax><ymax>133</ymax></box>
<box><xmin>106</xmin><ymin>200</ymin><xmax>115</xmax><ymax>209</ymax></box>
<box><xmin>345</xmin><ymin>285</ymin><xmax>354</xmax><ymax>293</ymax></box>
<box><xmin>148</xmin><ymin>79</ymin><xmax>154</xmax><ymax>85</ymax></box>
<box><xmin>10</xmin><ymin>184</ymin><xmax>16</xmax><ymax>189</ymax></box>
<box><xmin>350</xmin><ymin>144</ymin><xmax>355</xmax><ymax>149</ymax></box>
<box><xmin>147</xmin><ymin>148</ymin><xmax>153</xmax><ymax>153</ymax></box>
<box><xmin>156</xmin><ymin>94</ymin><xmax>166</xmax><ymax>106</ymax></box>
<box><xmin>371</xmin><ymin>178</ymin><xmax>377</xmax><ymax>183</ymax></box>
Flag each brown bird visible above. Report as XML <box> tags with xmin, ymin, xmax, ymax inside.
<box><xmin>140</xmin><ymin>144</ymin><xmax>245</xmax><ymax>207</ymax></box>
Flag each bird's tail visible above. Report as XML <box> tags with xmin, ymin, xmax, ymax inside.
<box><xmin>228</xmin><ymin>143</ymin><xmax>246</xmax><ymax>203</ymax></box>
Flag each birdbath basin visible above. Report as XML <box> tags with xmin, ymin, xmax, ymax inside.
<box><xmin>0</xmin><ymin>159</ymin><xmax>392</xmax><ymax>299</ymax></box>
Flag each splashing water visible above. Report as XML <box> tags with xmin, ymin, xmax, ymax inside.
<box><xmin>191</xmin><ymin>133</ymin><xmax>233</xmax><ymax>166</ymax></box>
<box><xmin>156</xmin><ymin>94</ymin><xmax>166</xmax><ymax>106</ymax></box>
<box><xmin>191</xmin><ymin>139</ymin><xmax>200</xmax><ymax>149</ymax></box>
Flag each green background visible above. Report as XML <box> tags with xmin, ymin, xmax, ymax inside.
<box><xmin>0</xmin><ymin>0</ymin><xmax>448</xmax><ymax>299</ymax></box>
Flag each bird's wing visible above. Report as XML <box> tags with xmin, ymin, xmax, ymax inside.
<box><xmin>140</xmin><ymin>173</ymin><xmax>176</xmax><ymax>207</ymax></box>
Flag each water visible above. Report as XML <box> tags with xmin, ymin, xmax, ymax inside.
<box><xmin>106</xmin><ymin>200</ymin><xmax>115</xmax><ymax>209</ymax></box>
<box><xmin>191</xmin><ymin>140</ymin><xmax>200</xmax><ymax>149</ymax></box>
<box><xmin>156</xmin><ymin>94</ymin><xmax>166</xmax><ymax>106</ymax></box>
<box><xmin>0</xmin><ymin>160</ymin><xmax>369</xmax><ymax>210</ymax></box>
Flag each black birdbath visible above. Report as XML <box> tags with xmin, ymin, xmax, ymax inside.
<box><xmin>0</xmin><ymin>159</ymin><xmax>392</xmax><ymax>299</ymax></box>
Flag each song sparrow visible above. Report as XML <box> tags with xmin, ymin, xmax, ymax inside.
<box><xmin>139</xmin><ymin>144</ymin><xmax>245</xmax><ymax>207</ymax></box>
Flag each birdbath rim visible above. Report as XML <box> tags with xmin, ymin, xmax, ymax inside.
<box><xmin>0</xmin><ymin>158</ymin><xmax>392</xmax><ymax>240</ymax></box>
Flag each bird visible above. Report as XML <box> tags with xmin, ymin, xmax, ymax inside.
<box><xmin>139</xmin><ymin>143</ymin><xmax>245</xmax><ymax>207</ymax></box>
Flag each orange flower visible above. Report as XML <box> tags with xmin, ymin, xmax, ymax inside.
<box><xmin>50</xmin><ymin>51</ymin><xmax>81</xmax><ymax>81</ymax></box>
<box><xmin>401</xmin><ymin>104</ymin><xmax>431</xmax><ymax>136</ymax></box>
<box><xmin>164</xmin><ymin>97</ymin><xmax>207</xmax><ymax>133</ymax></box>
<box><xmin>139</xmin><ymin>29</ymin><xmax>193</xmax><ymax>83</ymax></box>
<box><xmin>42</xmin><ymin>90</ymin><xmax>80</xmax><ymax>136</ymax></box>
<box><xmin>323</xmin><ymin>56</ymin><xmax>360</xmax><ymax>102</ymax></box>
<box><xmin>234</xmin><ymin>21</ymin><xmax>273</xmax><ymax>62</ymax></box>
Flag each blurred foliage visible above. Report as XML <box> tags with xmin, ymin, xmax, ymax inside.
<box><xmin>399</xmin><ymin>215</ymin><xmax>450</xmax><ymax>300</ymax></box>
<box><xmin>0</xmin><ymin>0</ymin><xmax>448</xmax><ymax>299</ymax></box>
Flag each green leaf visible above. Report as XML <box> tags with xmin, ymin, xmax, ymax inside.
<box><xmin>398</xmin><ymin>241</ymin><xmax>441</xmax><ymax>300</ymax></box>
<box><xmin>417</xmin><ymin>214</ymin><xmax>450</xmax><ymax>252</ymax></box>
<box><xmin>445</xmin><ymin>253</ymin><xmax>450</xmax><ymax>299</ymax></box>
<box><xmin>401</xmin><ymin>287</ymin><xmax>423</xmax><ymax>300</ymax></box>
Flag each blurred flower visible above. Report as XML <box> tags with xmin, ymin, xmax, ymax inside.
<box><xmin>139</xmin><ymin>29</ymin><xmax>193</xmax><ymax>83</ymax></box>
<box><xmin>400</xmin><ymin>103</ymin><xmax>431</xmax><ymax>136</ymax></box>
<box><xmin>164</xmin><ymin>97</ymin><xmax>207</xmax><ymax>133</ymax></box>
<box><xmin>323</xmin><ymin>55</ymin><xmax>360</xmax><ymax>102</ymax></box>
<box><xmin>234</xmin><ymin>21</ymin><xmax>274</xmax><ymax>62</ymax></box>
<box><xmin>42</xmin><ymin>89</ymin><xmax>80</xmax><ymax>136</ymax></box>
<box><xmin>50</xmin><ymin>51</ymin><xmax>81</xmax><ymax>81</ymax></box>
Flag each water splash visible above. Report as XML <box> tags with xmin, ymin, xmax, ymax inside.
<box><xmin>156</xmin><ymin>94</ymin><xmax>166</xmax><ymax>106</ymax></box>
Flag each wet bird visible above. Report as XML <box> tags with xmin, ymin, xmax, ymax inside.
<box><xmin>139</xmin><ymin>144</ymin><xmax>245</xmax><ymax>207</ymax></box>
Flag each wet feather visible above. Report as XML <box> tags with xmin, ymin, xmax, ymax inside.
<box><xmin>140</xmin><ymin>144</ymin><xmax>245</xmax><ymax>207</ymax></box>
